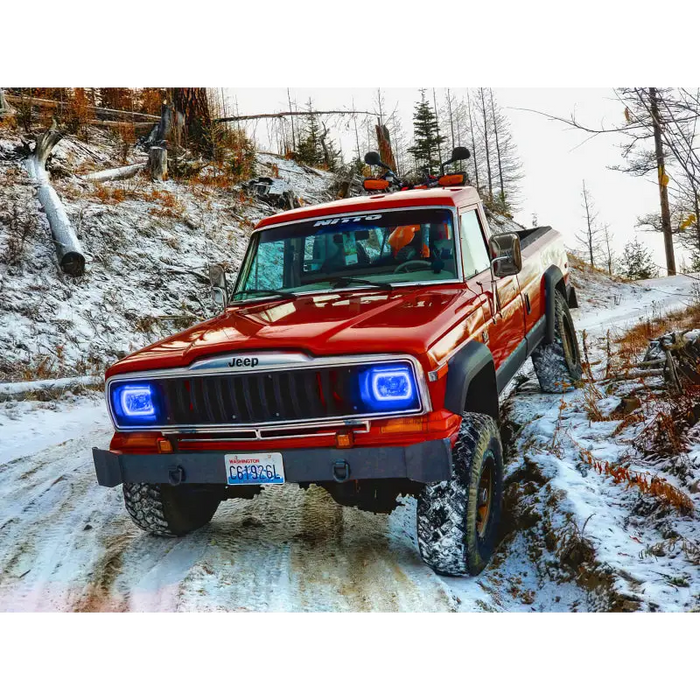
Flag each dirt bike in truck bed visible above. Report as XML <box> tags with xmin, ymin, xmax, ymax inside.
<box><xmin>93</xmin><ymin>148</ymin><xmax>581</xmax><ymax>576</ymax></box>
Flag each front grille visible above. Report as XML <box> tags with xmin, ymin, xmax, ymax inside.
<box><xmin>152</xmin><ymin>365</ymin><xmax>369</xmax><ymax>426</ymax></box>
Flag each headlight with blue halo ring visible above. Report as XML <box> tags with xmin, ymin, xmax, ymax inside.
<box><xmin>110</xmin><ymin>381</ymin><xmax>162</xmax><ymax>428</ymax></box>
<box><xmin>358</xmin><ymin>363</ymin><xmax>420</xmax><ymax>412</ymax></box>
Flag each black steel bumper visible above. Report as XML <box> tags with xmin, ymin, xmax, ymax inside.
<box><xmin>92</xmin><ymin>439</ymin><xmax>453</xmax><ymax>488</ymax></box>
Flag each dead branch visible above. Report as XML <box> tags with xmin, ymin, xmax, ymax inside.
<box><xmin>214</xmin><ymin>109</ymin><xmax>376</xmax><ymax>123</ymax></box>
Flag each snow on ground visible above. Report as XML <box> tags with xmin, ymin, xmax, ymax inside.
<box><xmin>1</xmin><ymin>127</ymin><xmax>699</xmax><ymax>611</ymax></box>
<box><xmin>3</xmin><ymin>271</ymin><xmax>697</xmax><ymax>611</ymax></box>
<box><xmin>569</xmin><ymin>256</ymin><xmax>700</xmax><ymax>334</ymax></box>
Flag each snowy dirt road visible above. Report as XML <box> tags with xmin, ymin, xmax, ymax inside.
<box><xmin>0</xmin><ymin>272</ymin><xmax>697</xmax><ymax>612</ymax></box>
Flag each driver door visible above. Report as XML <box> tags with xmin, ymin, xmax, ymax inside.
<box><xmin>459</xmin><ymin>208</ymin><xmax>526</xmax><ymax>370</ymax></box>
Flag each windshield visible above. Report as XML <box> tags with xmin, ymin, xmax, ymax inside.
<box><xmin>235</xmin><ymin>208</ymin><xmax>459</xmax><ymax>298</ymax></box>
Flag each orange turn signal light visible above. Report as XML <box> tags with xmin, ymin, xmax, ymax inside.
<box><xmin>363</xmin><ymin>178</ymin><xmax>390</xmax><ymax>191</ymax></box>
<box><xmin>110</xmin><ymin>432</ymin><xmax>161</xmax><ymax>452</ymax></box>
<box><xmin>380</xmin><ymin>411</ymin><xmax>461</xmax><ymax>435</ymax></box>
<box><xmin>380</xmin><ymin>416</ymin><xmax>426</xmax><ymax>434</ymax></box>
<box><xmin>335</xmin><ymin>431</ymin><xmax>354</xmax><ymax>448</ymax></box>
<box><xmin>157</xmin><ymin>437</ymin><xmax>174</xmax><ymax>454</ymax></box>
<box><xmin>438</xmin><ymin>172</ymin><xmax>467</xmax><ymax>187</ymax></box>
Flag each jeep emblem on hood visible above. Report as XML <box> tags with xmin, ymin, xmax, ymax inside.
<box><xmin>228</xmin><ymin>357</ymin><xmax>259</xmax><ymax>368</ymax></box>
<box><xmin>188</xmin><ymin>352</ymin><xmax>313</xmax><ymax>373</ymax></box>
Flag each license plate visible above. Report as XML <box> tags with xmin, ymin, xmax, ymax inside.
<box><xmin>224</xmin><ymin>453</ymin><xmax>285</xmax><ymax>486</ymax></box>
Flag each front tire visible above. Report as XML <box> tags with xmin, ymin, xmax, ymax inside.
<box><xmin>531</xmin><ymin>289</ymin><xmax>582</xmax><ymax>393</ymax></box>
<box><xmin>417</xmin><ymin>412</ymin><xmax>504</xmax><ymax>576</ymax></box>
<box><xmin>123</xmin><ymin>483</ymin><xmax>222</xmax><ymax>537</ymax></box>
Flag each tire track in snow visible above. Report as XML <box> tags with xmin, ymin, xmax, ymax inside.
<box><xmin>0</xmin><ymin>423</ymin><xmax>459</xmax><ymax>611</ymax></box>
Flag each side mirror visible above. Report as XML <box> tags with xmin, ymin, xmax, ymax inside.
<box><xmin>440</xmin><ymin>146</ymin><xmax>471</xmax><ymax>173</ymax></box>
<box><xmin>450</xmin><ymin>146</ymin><xmax>471</xmax><ymax>162</ymax></box>
<box><xmin>364</xmin><ymin>151</ymin><xmax>382</xmax><ymax>166</ymax></box>
<box><xmin>208</xmin><ymin>263</ymin><xmax>228</xmax><ymax>308</ymax></box>
<box><xmin>489</xmin><ymin>233</ymin><xmax>522</xmax><ymax>278</ymax></box>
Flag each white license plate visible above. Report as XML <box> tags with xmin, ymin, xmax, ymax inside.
<box><xmin>224</xmin><ymin>453</ymin><xmax>285</xmax><ymax>486</ymax></box>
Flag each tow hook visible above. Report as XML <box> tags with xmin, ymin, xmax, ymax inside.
<box><xmin>332</xmin><ymin>459</ymin><xmax>351</xmax><ymax>483</ymax></box>
<box><xmin>168</xmin><ymin>466</ymin><xmax>185</xmax><ymax>486</ymax></box>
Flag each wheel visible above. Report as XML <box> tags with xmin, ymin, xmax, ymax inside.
<box><xmin>416</xmin><ymin>412</ymin><xmax>504</xmax><ymax>576</ymax></box>
<box><xmin>122</xmin><ymin>483</ymin><xmax>222</xmax><ymax>537</ymax></box>
<box><xmin>531</xmin><ymin>289</ymin><xmax>582</xmax><ymax>393</ymax></box>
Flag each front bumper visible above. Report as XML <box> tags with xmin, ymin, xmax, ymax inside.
<box><xmin>92</xmin><ymin>439</ymin><xmax>453</xmax><ymax>488</ymax></box>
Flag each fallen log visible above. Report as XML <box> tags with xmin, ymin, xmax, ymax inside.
<box><xmin>4</xmin><ymin>93</ymin><xmax>160</xmax><ymax>122</ymax></box>
<box><xmin>0</xmin><ymin>375</ymin><xmax>103</xmax><ymax>401</ymax></box>
<box><xmin>25</xmin><ymin>125</ymin><xmax>86</xmax><ymax>276</ymax></box>
<box><xmin>88</xmin><ymin>119</ymin><xmax>153</xmax><ymax>133</ymax></box>
<box><xmin>148</xmin><ymin>146</ymin><xmax>167</xmax><ymax>180</ymax></box>
<box><xmin>84</xmin><ymin>162</ymin><xmax>146</xmax><ymax>183</ymax></box>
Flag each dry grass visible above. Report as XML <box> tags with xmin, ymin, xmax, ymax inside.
<box><xmin>617</xmin><ymin>301</ymin><xmax>700</xmax><ymax>357</ymax></box>
<box><xmin>111</xmin><ymin>122</ymin><xmax>136</xmax><ymax>164</ymax></box>
<box><xmin>567</xmin><ymin>253</ymin><xmax>630</xmax><ymax>283</ymax></box>
<box><xmin>61</xmin><ymin>89</ymin><xmax>94</xmax><ymax>142</ymax></box>
<box><xmin>579</xmin><ymin>448</ymin><xmax>694</xmax><ymax>514</ymax></box>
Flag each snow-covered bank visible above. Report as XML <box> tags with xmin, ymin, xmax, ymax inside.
<box><xmin>0</xmin><ymin>128</ymin><xmax>335</xmax><ymax>383</ymax></box>
<box><xmin>2</xmin><ymin>272</ymin><xmax>697</xmax><ymax>611</ymax></box>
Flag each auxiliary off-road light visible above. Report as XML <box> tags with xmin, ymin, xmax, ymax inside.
<box><xmin>110</xmin><ymin>382</ymin><xmax>161</xmax><ymax>428</ymax></box>
<box><xmin>359</xmin><ymin>363</ymin><xmax>419</xmax><ymax>412</ymax></box>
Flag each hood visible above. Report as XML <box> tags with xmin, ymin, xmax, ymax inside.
<box><xmin>106</xmin><ymin>285</ymin><xmax>481</xmax><ymax>378</ymax></box>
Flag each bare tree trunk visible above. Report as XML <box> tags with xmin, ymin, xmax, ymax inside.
<box><xmin>287</xmin><ymin>88</ymin><xmax>296</xmax><ymax>151</ymax></box>
<box><xmin>0</xmin><ymin>88</ymin><xmax>13</xmax><ymax>118</ymax></box>
<box><xmin>148</xmin><ymin>147</ymin><xmax>168</xmax><ymax>180</ymax></box>
<box><xmin>467</xmin><ymin>92</ymin><xmax>480</xmax><ymax>190</ymax></box>
<box><xmin>649</xmin><ymin>87</ymin><xmax>677</xmax><ymax>275</ymax></box>
<box><xmin>582</xmin><ymin>180</ymin><xmax>595</xmax><ymax>266</ymax></box>
<box><xmin>490</xmin><ymin>89</ymin><xmax>505</xmax><ymax>200</ymax></box>
<box><xmin>432</xmin><ymin>88</ymin><xmax>444</xmax><ymax>165</ymax></box>
<box><xmin>146</xmin><ymin>102</ymin><xmax>182</xmax><ymax>147</ymax></box>
<box><xmin>603</xmin><ymin>224</ymin><xmax>614</xmax><ymax>275</ymax></box>
<box><xmin>446</xmin><ymin>89</ymin><xmax>456</xmax><ymax>151</ymax></box>
<box><xmin>375</xmin><ymin>122</ymin><xmax>397</xmax><ymax>172</ymax></box>
<box><xmin>479</xmin><ymin>88</ymin><xmax>493</xmax><ymax>200</ymax></box>
<box><xmin>170</xmin><ymin>88</ymin><xmax>212</xmax><ymax>156</ymax></box>
<box><xmin>25</xmin><ymin>126</ymin><xmax>85</xmax><ymax>276</ymax></box>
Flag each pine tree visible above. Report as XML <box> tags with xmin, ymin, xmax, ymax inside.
<box><xmin>620</xmin><ymin>238</ymin><xmax>656</xmax><ymax>280</ymax></box>
<box><xmin>296</xmin><ymin>99</ymin><xmax>325</xmax><ymax>167</ymax></box>
<box><xmin>408</xmin><ymin>89</ymin><xmax>446</xmax><ymax>175</ymax></box>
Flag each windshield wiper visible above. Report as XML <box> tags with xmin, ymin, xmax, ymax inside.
<box><xmin>329</xmin><ymin>276</ymin><xmax>394</xmax><ymax>291</ymax></box>
<box><xmin>231</xmin><ymin>288</ymin><xmax>297</xmax><ymax>300</ymax></box>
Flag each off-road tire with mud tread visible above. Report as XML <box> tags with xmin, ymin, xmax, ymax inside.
<box><xmin>531</xmin><ymin>289</ymin><xmax>582</xmax><ymax>393</ymax></box>
<box><xmin>123</xmin><ymin>483</ymin><xmax>222</xmax><ymax>537</ymax></box>
<box><xmin>416</xmin><ymin>412</ymin><xmax>504</xmax><ymax>576</ymax></box>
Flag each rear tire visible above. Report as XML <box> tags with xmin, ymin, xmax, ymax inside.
<box><xmin>416</xmin><ymin>412</ymin><xmax>504</xmax><ymax>576</ymax></box>
<box><xmin>531</xmin><ymin>289</ymin><xmax>582</xmax><ymax>393</ymax></box>
<box><xmin>123</xmin><ymin>483</ymin><xmax>222</xmax><ymax>537</ymax></box>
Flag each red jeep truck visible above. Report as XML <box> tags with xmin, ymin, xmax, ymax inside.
<box><xmin>93</xmin><ymin>152</ymin><xmax>581</xmax><ymax>576</ymax></box>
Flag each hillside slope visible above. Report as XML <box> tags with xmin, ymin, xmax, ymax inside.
<box><xmin>0</xmin><ymin>129</ymin><xmax>335</xmax><ymax>382</ymax></box>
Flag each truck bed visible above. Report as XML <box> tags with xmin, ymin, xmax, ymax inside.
<box><xmin>515</xmin><ymin>226</ymin><xmax>553</xmax><ymax>249</ymax></box>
